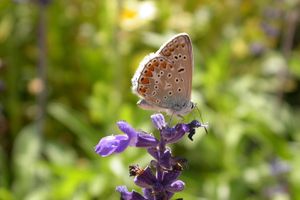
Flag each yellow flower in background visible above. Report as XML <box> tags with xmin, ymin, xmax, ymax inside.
<box><xmin>232</xmin><ymin>38</ymin><xmax>249</xmax><ymax>59</ymax></box>
<box><xmin>120</xmin><ymin>1</ymin><xmax>156</xmax><ymax>31</ymax></box>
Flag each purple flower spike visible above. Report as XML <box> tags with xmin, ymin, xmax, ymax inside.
<box><xmin>95</xmin><ymin>114</ymin><xmax>208</xmax><ymax>199</ymax></box>
<box><xmin>151</xmin><ymin>113</ymin><xmax>166</xmax><ymax>130</ymax></box>
<box><xmin>116</xmin><ymin>186</ymin><xmax>147</xmax><ymax>200</ymax></box>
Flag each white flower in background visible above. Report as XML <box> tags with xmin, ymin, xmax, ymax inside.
<box><xmin>120</xmin><ymin>1</ymin><xmax>156</xmax><ymax>31</ymax></box>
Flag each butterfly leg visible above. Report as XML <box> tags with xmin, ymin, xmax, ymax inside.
<box><xmin>177</xmin><ymin>114</ymin><xmax>184</xmax><ymax>120</ymax></box>
<box><xmin>168</xmin><ymin>113</ymin><xmax>174</xmax><ymax>125</ymax></box>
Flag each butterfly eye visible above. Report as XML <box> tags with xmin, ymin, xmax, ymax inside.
<box><xmin>191</xmin><ymin>103</ymin><xmax>195</xmax><ymax>109</ymax></box>
<box><xmin>177</xmin><ymin>88</ymin><xmax>182</xmax><ymax>92</ymax></box>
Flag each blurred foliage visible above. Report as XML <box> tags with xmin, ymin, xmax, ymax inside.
<box><xmin>0</xmin><ymin>0</ymin><xmax>300</xmax><ymax>199</ymax></box>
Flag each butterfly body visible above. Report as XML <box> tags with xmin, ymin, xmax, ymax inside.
<box><xmin>132</xmin><ymin>33</ymin><xmax>194</xmax><ymax>116</ymax></box>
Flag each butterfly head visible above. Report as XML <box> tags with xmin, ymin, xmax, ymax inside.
<box><xmin>170</xmin><ymin>101</ymin><xmax>195</xmax><ymax>116</ymax></box>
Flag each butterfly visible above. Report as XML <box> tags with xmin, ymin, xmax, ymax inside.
<box><xmin>132</xmin><ymin>33</ymin><xmax>195</xmax><ymax>117</ymax></box>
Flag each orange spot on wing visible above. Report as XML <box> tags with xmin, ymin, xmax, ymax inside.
<box><xmin>160</xmin><ymin>61</ymin><xmax>167</xmax><ymax>69</ymax></box>
<box><xmin>147</xmin><ymin>64</ymin><xmax>155</xmax><ymax>71</ymax></box>
<box><xmin>139</xmin><ymin>77</ymin><xmax>150</xmax><ymax>84</ymax></box>
<box><xmin>143</xmin><ymin>69</ymin><xmax>153</xmax><ymax>77</ymax></box>
<box><xmin>153</xmin><ymin>60</ymin><xmax>159</xmax><ymax>66</ymax></box>
<box><xmin>138</xmin><ymin>86</ymin><xmax>147</xmax><ymax>94</ymax></box>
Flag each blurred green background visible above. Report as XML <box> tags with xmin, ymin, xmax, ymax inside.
<box><xmin>1</xmin><ymin>0</ymin><xmax>300</xmax><ymax>199</ymax></box>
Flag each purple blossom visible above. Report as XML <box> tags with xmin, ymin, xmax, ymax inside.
<box><xmin>95</xmin><ymin>113</ymin><xmax>208</xmax><ymax>199</ymax></box>
<box><xmin>250</xmin><ymin>42</ymin><xmax>265</xmax><ymax>56</ymax></box>
<box><xmin>116</xmin><ymin>186</ymin><xmax>147</xmax><ymax>200</ymax></box>
<box><xmin>95</xmin><ymin>121</ymin><xmax>159</xmax><ymax>157</ymax></box>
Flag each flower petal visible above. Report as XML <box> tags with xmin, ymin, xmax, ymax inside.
<box><xmin>95</xmin><ymin>135</ymin><xmax>127</xmax><ymax>157</ymax></box>
<box><xmin>143</xmin><ymin>188</ymin><xmax>155</xmax><ymax>200</ymax></box>
<box><xmin>134</xmin><ymin>167</ymin><xmax>157</xmax><ymax>188</ymax></box>
<box><xmin>135</xmin><ymin>132</ymin><xmax>159</xmax><ymax>147</ymax></box>
<box><xmin>116</xmin><ymin>186</ymin><xmax>147</xmax><ymax>200</ymax></box>
<box><xmin>151</xmin><ymin>113</ymin><xmax>166</xmax><ymax>130</ymax></box>
<box><xmin>165</xmin><ymin>180</ymin><xmax>185</xmax><ymax>193</ymax></box>
<box><xmin>114</xmin><ymin>135</ymin><xmax>131</xmax><ymax>153</ymax></box>
<box><xmin>161</xmin><ymin>124</ymin><xmax>188</xmax><ymax>144</ymax></box>
<box><xmin>162</xmin><ymin>170</ymin><xmax>181</xmax><ymax>185</ymax></box>
<box><xmin>147</xmin><ymin>147</ymin><xmax>159</xmax><ymax>160</ymax></box>
<box><xmin>159</xmin><ymin>149</ymin><xmax>172</xmax><ymax>169</ymax></box>
<box><xmin>117</xmin><ymin>121</ymin><xmax>138</xmax><ymax>146</ymax></box>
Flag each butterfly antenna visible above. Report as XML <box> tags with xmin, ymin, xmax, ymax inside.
<box><xmin>195</xmin><ymin>105</ymin><xmax>208</xmax><ymax>134</ymax></box>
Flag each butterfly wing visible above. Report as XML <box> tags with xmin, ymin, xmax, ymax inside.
<box><xmin>132</xmin><ymin>33</ymin><xmax>194</xmax><ymax>115</ymax></box>
<box><xmin>132</xmin><ymin>56</ymin><xmax>176</xmax><ymax>111</ymax></box>
<box><xmin>157</xmin><ymin>33</ymin><xmax>193</xmax><ymax>100</ymax></box>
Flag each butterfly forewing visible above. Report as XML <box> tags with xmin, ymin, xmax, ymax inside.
<box><xmin>157</xmin><ymin>34</ymin><xmax>193</xmax><ymax>100</ymax></box>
